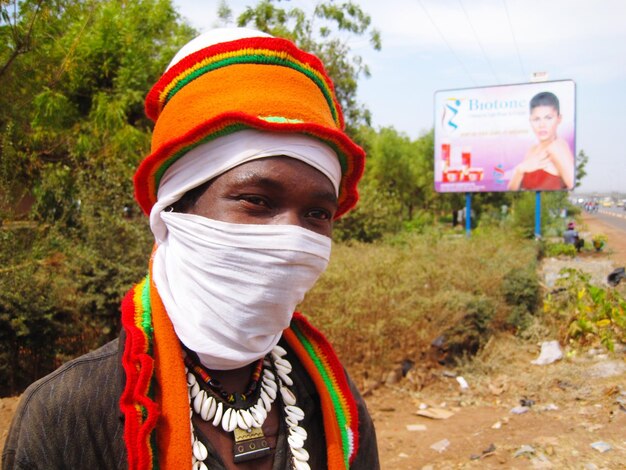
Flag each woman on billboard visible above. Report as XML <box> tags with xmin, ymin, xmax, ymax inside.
<box><xmin>507</xmin><ymin>91</ymin><xmax>575</xmax><ymax>190</ymax></box>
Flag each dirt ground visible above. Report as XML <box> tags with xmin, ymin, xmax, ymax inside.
<box><xmin>366</xmin><ymin>339</ymin><xmax>625</xmax><ymax>469</ymax></box>
<box><xmin>579</xmin><ymin>211</ymin><xmax>626</xmax><ymax>267</ymax></box>
<box><xmin>366</xmin><ymin>212</ymin><xmax>626</xmax><ymax>469</ymax></box>
<box><xmin>1</xmin><ymin>212</ymin><xmax>625</xmax><ymax>468</ymax></box>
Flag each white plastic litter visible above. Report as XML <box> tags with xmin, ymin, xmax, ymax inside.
<box><xmin>430</xmin><ymin>439</ymin><xmax>450</xmax><ymax>453</ymax></box>
<box><xmin>531</xmin><ymin>340</ymin><xmax>563</xmax><ymax>365</ymax></box>
<box><xmin>510</xmin><ymin>405</ymin><xmax>530</xmax><ymax>415</ymax></box>
<box><xmin>513</xmin><ymin>444</ymin><xmax>535</xmax><ymax>458</ymax></box>
<box><xmin>456</xmin><ymin>376</ymin><xmax>469</xmax><ymax>390</ymax></box>
<box><xmin>590</xmin><ymin>441</ymin><xmax>612</xmax><ymax>453</ymax></box>
<box><xmin>406</xmin><ymin>424</ymin><xmax>427</xmax><ymax>432</ymax></box>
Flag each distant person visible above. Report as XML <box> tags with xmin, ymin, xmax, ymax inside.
<box><xmin>563</xmin><ymin>222</ymin><xmax>584</xmax><ymax>252</ymax></box>
<box><xmin>507</xmin><ymin>92</ymin><xmax>575</xmax><ymax>191</ymax></box>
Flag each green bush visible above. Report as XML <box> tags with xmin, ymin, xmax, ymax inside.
<box><xmin>299</xmin><ymin>227</ymin><xmax>538</xmax><ymax>382</ymax></box>
<box><xmin>332</xmin><ymin>181</ymin><xmax>403</xmax><ymax>242</ymax></box>
<box><xmin>501</xmin><ymin>267</ymin><xmax>541</xmax><ymax>315</ymax></box>
<box><xmin>544</xmin><ymin>269</ymin><xmax>626</xmax><ymax>351</ymax></box>
<box><xmin>505</xmin><ymin>304</ymin><xmax>533</xmax><ymax>332</ymax></box>
<box><xmin>0</xmin><ymin>228</ymin><xmax>83</xmax><ymax>395</ymax></box>
<box><xmin>403</xmin><ymin>210</ymin><xmax>435</xmax><ymax>234</ymax></box>
<box><xmin>439</xmin><ymin>296</ymin><xmax>496</xmax><ymax>364</ymax></box>
<box><xmin>544</xmin><ymin>242</ymin><xmax>577</xmax><ymax>258</ymax></box>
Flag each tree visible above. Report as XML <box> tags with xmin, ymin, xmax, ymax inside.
<box><xmin>0</xmin><ymin>0</ymin><xmax>45</xmax><ymax>80</ymax></box>
<box><xmin>333</xmin><ymin>126</ymin><xmax>440</xmax><ymax>241</ymax></box>
<box><xmin>221</xmin><ymin>0</ymin><xmax>381</xmax><ymax>132</ymax></box>
<box><xmin>575</xmin><ymin>149</ymin><xmax>588</xmax><ymax>188</ymax></box>
<box><xmin>0</xmin><ymin>0</ymin><xmax>196</xmax><ymax>392</ymax></box>
<box><xmin>366</xmin><ymin>127</ymin><xmax>435</xmax><ymax>220</ymax></box>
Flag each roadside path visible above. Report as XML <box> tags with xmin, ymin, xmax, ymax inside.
<box><xmin>581</xmin><ymin>211</ymin><xmax>626</xmax><ymax>267</ymax></box>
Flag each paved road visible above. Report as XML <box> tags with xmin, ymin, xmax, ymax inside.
<box><xmin>592</xmin><ymin>208</ymin><xmax>626</xmax><ymax>232</ymax></box>
<box><xmin>582</xmin><ymin>211</ymin><xmax>626</xmax><ymax>267</ymax></box>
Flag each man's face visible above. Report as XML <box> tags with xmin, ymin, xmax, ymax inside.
<box><xmin>529</xmin><ymin>105</ymin><xmax>561</xmax><ymax>142</ymax></box>
<box><xmin>188</xmin><ymin>156</ymin><xmax>338</xmax><ymax>237</ymax></box>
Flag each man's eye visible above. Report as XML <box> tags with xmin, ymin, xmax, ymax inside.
<box><xmin>240</xmin><ymin>195</ymin><xmax>268</xmax><ymax>206</ymax></box>
<box><xmin>307</xmin><ymin>209</ymin><xmax>331</xmax><ymax>220</ymax></box>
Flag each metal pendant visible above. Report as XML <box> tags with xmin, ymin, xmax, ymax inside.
<box><xmin>233</xmin><ymin>427</ymin><xmax>271</xmax><ymax>463</ymax></box>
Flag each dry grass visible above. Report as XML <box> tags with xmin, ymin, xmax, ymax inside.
<box><xmin>298</xmin><ymin>228</ymin><xmax>539</xmax><ymax>386</ymax></box>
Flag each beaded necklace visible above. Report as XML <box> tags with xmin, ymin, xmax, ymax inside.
<box><xmin>186</xmin><ymin>345</ymin><xmax>311</xmax><ymax>469</ymax></box>
<box><xmin>184</xmin><ymin>350</ymin><xmax>263</xmax><ymax>407</ymax></box>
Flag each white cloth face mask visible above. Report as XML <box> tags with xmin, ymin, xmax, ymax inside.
<box><xmin>152</xmin><ymin>211</ymin><xmax>331</xmax><ymax>370</ymax></box>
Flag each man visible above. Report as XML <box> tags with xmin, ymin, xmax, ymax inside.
<box><xmin>2</xmin><ymin>28</ymin><xmax>379</xmax><ymax>470</ymax></box>
<box><xmin>563</xmin><ymin>221</ymin><xmax>583</xmax><ymax>252</ymax></box>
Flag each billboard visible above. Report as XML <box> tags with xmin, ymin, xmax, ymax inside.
<box><xmin>434</xmin><ymin>80</ymin><xmax>576</xmax><ymax>193</ymax></box>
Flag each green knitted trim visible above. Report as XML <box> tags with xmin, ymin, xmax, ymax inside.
<box><xmin>140</xmin><ymin>274</ymin><xmax>153</xmax><ymax>347</ymax></box>
<box><xmin>165</xmin><ymin>54</ymin><xmax>338</xmax><ymax>124</ymax></box>
<box><xmin>291</xmin><ymin>322</ymin><xmax>350</xmax><ymax>467</ymax></box>
<box><xmin>139</xmin><ymin>275</ymin><xmax>159</xmax><ymax>469</ymax></box>
<box><xmin>259</xmin><ymin>116</ymin><xmax>304</xmax><ymax>124</ymax></box>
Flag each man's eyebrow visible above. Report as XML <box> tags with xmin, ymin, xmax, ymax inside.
<box><xmin>310</xmin><ymin>189</ymin><xmax>339</xmax><ymax>207</ymax></box>
<box><xmin>229</xmin><ymin>172</ymin><xmax>290</xmax><ymax>191</ymax></box>
<box><xmin>231</xmin><ymin>172</ymin><xmax>338</xmax><ymax>206</ymax></box>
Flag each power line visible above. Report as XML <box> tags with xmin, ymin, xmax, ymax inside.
<box><xmin>502</xmin><ymin>0</ymin><xmax>527</xmax><ymax>82</ymax></box>
<box><xmin>416</xmin><ymin>0</ymin><xmax>477</xmax><ymax>86</ymax></box>
<box><xmin>458</xmin><ymin>0</ymin><xmax>500</xmax><ymax>84</ymax></box>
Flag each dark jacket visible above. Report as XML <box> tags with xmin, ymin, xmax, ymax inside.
<box><xmin>2</xmin><ymin>332</ymin><xmax>379</xmax><ymax>469</ymax></box>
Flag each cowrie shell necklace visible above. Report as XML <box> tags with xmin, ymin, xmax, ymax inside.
<box><xmin>187</xmin><ymin>345</ymin><xmax>310</xmax><ymax>470</ymax></box>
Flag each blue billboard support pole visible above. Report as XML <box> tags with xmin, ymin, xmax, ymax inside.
<box><xmin>535</xmin><ymin>191</ymin><xmax>541</xmax><ymax>239</ymax></box>
<box><xmin>465</xmin><ymin>192</ymin><xmax>472</xmax><ymax>238</ymax></box>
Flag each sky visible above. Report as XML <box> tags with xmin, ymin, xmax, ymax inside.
<box><xmin>172</xmin><ymin>0</ymin><xmax>626</xmax><ymax>194</ymax></box>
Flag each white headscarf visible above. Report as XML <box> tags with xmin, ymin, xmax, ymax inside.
<box><xmin>149</xmin><ymin>130</ymin><xmax>341</xmax><ymax>243</ymax></box>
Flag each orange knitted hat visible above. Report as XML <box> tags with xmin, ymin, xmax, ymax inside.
<box><xmin>134</xmin><ymin>28</ymin><xmax>365</xmax><ymax>219</ymax></box>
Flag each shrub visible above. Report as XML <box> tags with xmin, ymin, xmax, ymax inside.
<box><xmin>332</xmin><ymin>180</ymin><xmax>403</xmax><ymax>242</ymax></box>
<box><xmin>592</xmin><ymin>234</ymin><xmax>607</xmax><ymax>252</ymax></box>
<box><xmin>505</xmin><ymin>304</ymin><xmax>533</xmax><ymax>332</ymax></box>
<box><xmin>438</xmin><ymin>296</ymin><xmax>496</xmax><ymax>364</ymax></box>
<box><xmin>544</xmin><ymin>242</ymin><xmax>577</xmax><ymax>258</ymax></box>
<box><xmin>0</xmin><ymin>228</ymin><xmax>85</xmax><ymax>395</ymax></box>
<box><xmin>543</xmin><ymin>268</ymin><xmax>626</xmax><ymax>351</ymax></box>
<box><xmin>299</xmin><ymin>227</ymin><xmax>538</xmax><ymax>383</ymax></box>
<box><xmin>501</xmin><ymin>267</ymin><xmax>541</xmax><ymax>314</ymax></box>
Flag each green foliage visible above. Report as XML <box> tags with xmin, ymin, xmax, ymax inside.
<box><xmin>501</xmin><ymin>266</ymin><xmax>541</xmax><ymax>334</ymax></box>
<box><xmin>505</xmin><ymin>304</ymin><xmax>533</xmax><ymax>333</ymax></box>
<box><xmin>333</xmin><ymin>126</ymin><xmax>438</xmax><ymax>241</ymax></box>
<box><xmin>0</xmin><ymin>0</ymin><xmax>194</xmax><ymax>394</ymax></box>
<box><xmin>575</xmin><ymin>150</ymin><xmax>588</xmax><ymax>188</ymax></box>
<box><xmin>439</xmin><ymin>296</ymin><xmax>496</xmax><ymax>364</ymax></box>
<box><xmin>543</xmin><ymin>269</ymin><xmax>626</xmax><ymax>351</ymax></box>
<box><xmin>0</xmin><ymin>226</ymin><xmax>82</xmax><ymax>395</ymax></box>
<box><xmin>591</xmin><ymin>234</ymin><xmax>607</xmax><ymax>252</ymax></box>
<box><xmin>502</xmin><ymin>267</ymin><xmax>540</xmax><ymax>313</ymax></box>
<box><xmin>402</xmin><ymin>211</ymin><xmax>435</xmax><ymax>234</ymax></box>
<box><xmin>366</xmin><ymin>127</ymin><xmax>435</xmax><ymax>219</ymax></box>
<box><xmin>299</xmin><ymin>226</ymin><xmax>538</xmax><ymax>380</ymax></box>
<box><xmin>544</xmin><ymin>242</ymin><xmax>577</xmax><ymax>258</ymax></box>
<box><xmin>506</xmin><ymin>190</ymin><xmax>573</xmax><ymax>239</ymax></box>
<box><xmin>332</xmin><ymin>179</ymin><xmax>402</xmax><ymax>242</ymax></box>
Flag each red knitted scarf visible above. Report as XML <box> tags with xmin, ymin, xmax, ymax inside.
<box><xmin>120</xmin><ymin>274</ymin><xmax>359</xmax><ymax>469</ymax></box>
